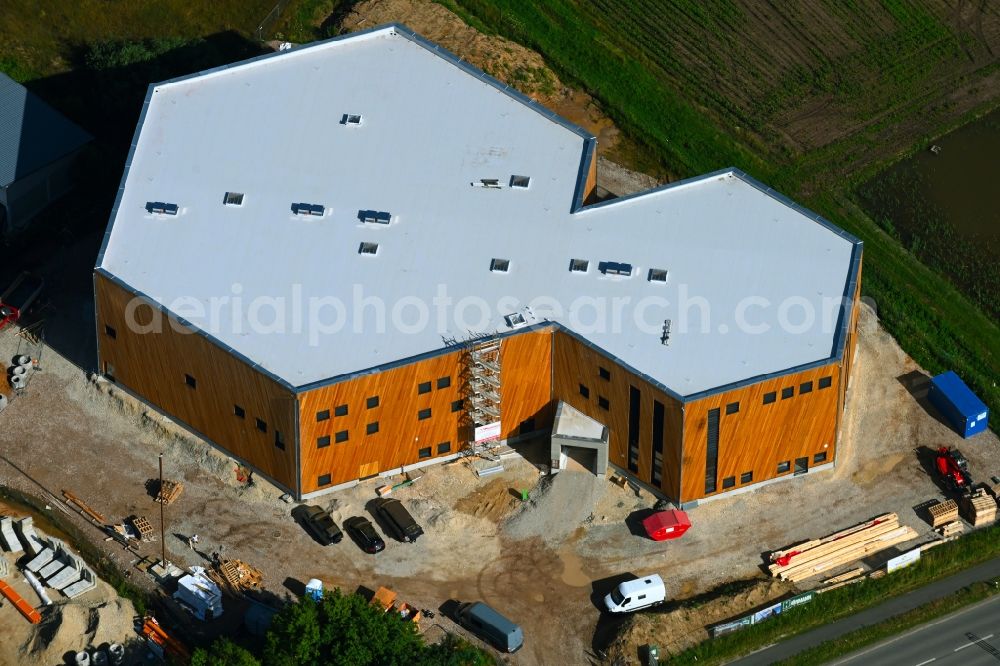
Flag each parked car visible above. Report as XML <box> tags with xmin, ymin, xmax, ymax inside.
<box><xmin>455</xmin><ymin>601</ymin><xmax>523</xmax><ymax>653</ymax></box>
<box><xmin>292</xmin><ymin>505</ymin><xmax>342</xmax><ymax>545</ymax></box>
<box><xmin>372</xmin><ymin>498</ymin><xmax>424</xmax><ymax>543</ymax></box>
<box><xmin>603</xmin><ymin>574</ymin><xmax>666</xmax><ymax>613</ymax></box>
<box><xmin>344</xmin><ymin>516</ymin><xmax>385</xmax><ymax>554</ymax></box>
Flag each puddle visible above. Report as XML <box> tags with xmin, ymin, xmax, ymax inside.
<box><xmin>558</xmin><ymin>544</ymin><xmax>590</xmax><ymax>587</ymax></box>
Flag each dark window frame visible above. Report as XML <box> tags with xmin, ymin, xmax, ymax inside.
<box><xmin>366</xmin><ymin>396</ymin><xmax>379</xmax><ymax>409</ymax></box>
<box><xmin>274</xmin><ymin>431</ymin><xmax>285</xmax><ymax>450</ymax></box>
<box><xmin>813</xmin><ymin>451</ymin><xmax>828</xmax><ymax>464</ymax></box>
<box><xmin>317</xmin><ymin>435</ymin><xmax>331</xmax><ymax>448</ymax></box>
<box><xmin>722</xmin><ymin>476</ymin><xmax>736</xmax><ymax>489</ymax></box>
<box><xmin>579</xmin><ymin>383</ymin><xmax>590</xmax><ymax>399</ymax></box>
<box><xmin>316</xmin><ymin>409</ymin><xmax>330</xmax><ymax>422</ymax></box>
<box><xmin>799</xmin><ymin>381</ymin><xmax>813</xmax><ymax>395</ymax></box>
<box><xmin>818</xmin><ymin>376</ymin><xmax>833</xmax><ymax>389</ymax></box>
<box><xmin>436</xmin><ymin>376</ymin><xmax>451</xmax><ymax>390</ymax></box>
<box><xmin>599</xmin><ymin>366</ymin><xmax>611</xmax><ymax>380</ymax></box>
<box><xmin>104</xmin><ymin>324</ymin><xmax>117</xmax><ymax>339</ymax></box>
<box><xmin>184</xmin><ymin>373</ymin><xmax>197</xmax><ymax>389</ymax></box>
<box><xmin>318</xmin><ymin>474</ymin><xmax>331</xmax><ymax>486</ymax></box>
<box><xmin>740</xmin><ymin>471</ymin><xmax>753</xmax><ymax>484</ymax></box>
<box><xmin>777</xmin><ymin>460</ymin><xmax>791</xmax><ymax>474</ymax></box>
<box><xmin>418</xmin><ymin>408</ymin><xmax>432</xmax><ymax>421</ymax></box>
<box><xmin>366</xmin><ymin>421</ymin><xmax>379</xmax><ymax>435</ymax></box>
<box><xmin>234</xmin><ymin>404</ymin><xmax>245</xmax><ymax>418</ymax></box>
<box><xmin>418</xmin><ymin>447</ymin><xmax>432</xmax><ymax>459</ymax></box>
<box><xmin>335</xmin><ymin>430</ymin><xmax>349</xmax><ymax>443</ymax></box>
<box><xmin>725</xmin><ymin>401</ymin><xmax>740</xmax><ymax>415</ymax></box>
<box><xmin>598</xmin><ymin>396</ymin><xmax>610</xmax><ymax>410</ymax></box>
<box><xmin>256</xmin><ymin>418</ymin><xmax>267</xmax><ymax>433</ymax></box>
<box><xmin>418</xmin><ymin>381</ymin><xmax>432</xmax><ymax>395</ymax></box>
<box><xmin>437</xmin><ymin>441</ymin><xmax>452</xmax><ymax>455</ymax></box>
<box><xmin>451</xmin><ymin>399</ymin><xmax>463</xmax><ymax>413</ymax></box>
<box><xmin>781</xmin><ymin>387</ymin><xmax>794</xmax><ymax>400</ymax></box>
<box><xmin>763</xmin><ymin>392</ymin><xmax>777</xmax><ymax>405</ymax></box>
<box><xmin>334</xmin><ymin>404</ymin><xmax>348</xmax><ymax>417</ymax></box>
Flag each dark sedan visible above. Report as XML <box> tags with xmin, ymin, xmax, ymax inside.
<box><xmin>344</xmin><ymin>516</ymin><xmax>385</xmax><ymax>554</ymax></box>
<box><xmin>292</xmin><ymin>505</ymin><xmax>343</xmax><ymax>545</ymax></box>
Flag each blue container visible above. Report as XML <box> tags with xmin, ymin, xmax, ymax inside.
<box><xmin>305</xmin><ymin>578</ymin><xmax>324</xmax><ymax>602</ymax></box>
<box><xmin>928</xmin><ymin>371</ymin><xmax>989</xmax><ymax>438</ymax></box>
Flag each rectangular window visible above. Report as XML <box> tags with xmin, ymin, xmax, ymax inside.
<box><xmin>569</xmin><ymin>258</ymin><xmax>589</xmax><ymax>273</ymax></box>
<box><xmin>763</xmin><ymin>392</ymin><xmax>777</xmax><ymax>405</ymax></box>
<box><xmin>317</xmin><ymin>435</ymin><xmax>331</xmax><ymax>448</ymax></box>
<box><xmin>799</xmin><ymin>381</ymin><xmax>813</xmax><ymax>395</ymax></box>
<box><xmin>777</xmin><ymin>460</ymin><xmax>791</xmax><ymax>474</ymax></box>
<box><xmin>599</xmin><ymin>366</ymin><xmax>611</xmax><ymax>380</ymax></box>
<box><xmin>628</xmin><ymin>386</ymin><xmax>641</xmax><ymax>473</ymax></box>
<box><xmin>359</xmin><ymin>209</ymin><xmax>391</xmax><ymax>224</ymax></box>
<box><xmin>418</xmin><ymin>381</ymin><xmax>432</xmax><ymax>395</ymax></box>
<box><xmin>741</xmin><ymin>471</ymin><xmax>753</xmax><ymax>484</ymax></box>
<box><xmin>359</xmin><ymin>242</ymin><xmax>379</xmax><ymax>255</ymax></box>
<box><xmin>418</xmin><ymin>447</ymin><xmax>431</xmax><ymax>459</ymax></box>
<box><xmin>818</xmin><ymin>376</ymin><xmax>833</xmax><ymax>389</ymax></box>
<box><xmin>813</xmin><ymin>451</ymin><xmax>828</xmax><ymax>464</ymax></box>
<box><xmin>451</xmin><ymin>399</ymin><xmax>464</xmax><ymax>413</ymax></box>
<box><xmin>316</xmin><ymin>409</ymin><xmax>330</xmax><ymax>422</ymax></box>
<box><xmin>478</xmin><ymin>178</ymin><xmax>501</xmax><ymax>188</ymax></box>
<box><xmin>781</xmin><ymin>387</ymin><xmax>794</xmax><ymax>400</ymax></box>
<box><xmin>104</xmin><ymin>324</ymin><xmax>117</xmax><ymax>339</ymax></box>
<box><xmin>256</xmin><ymin>418</ymin><xmax>267</xmax><ymax>433</ymax></box>
<box><xmin>436</xmin><ymin>376</ymin><xmax>451</xmax><ymax>390</ymax></box>
<box><xmin>292</xmin><ymin>202</ymin><xmax>324</xmax><ymax>216</ymax></box>
<box><xmin>223</xmin><ymin>192</ymin><xmax>244</xmax><ymax>206</ymax></box>
<box><xmin>366</xmin><ymin>422</ymin><xmax>379</xmax><ymax>435</ymax></box>
<box><xmin>598</xmin><ymin>396</ymin><xmax>610</xmax><ymax>410</ymax></box>
<box><xmin>335</xmin><ymin>430</ymin><xmax>349</xmax><ymax>443</ymax></box>
<box><xmin>418</xmin><ymin>408</ymin><xmax>431</xmax><ymax>420</ymax></box>
<box><xmin>367</xmin><ymin>396</ymin><xmax>379</xmax><ymax>409</ymax></box>
<box><xmin>579</xmin><ymin>383</ymin><xmax>590</xmax><ymax>399</ymax></box>
<box><xmin>146</xmin><ymin>201</ymin><xmax>178</xmax><ymax>215</ymax></box>
<box><xmin>274</xmin><ymin>431</ymin><xmax>285</xmax><ymax>450</ymax></box>
<box><xmin>510</xmin><ymin>175</ymin><xmax>531</xmax><ymax>188</ymax></box>
<box><xmin>234</xmin><ymin>405</ymin><xmax>245</xmax><ymax>418</ymax></box>
<box><xmin>318</xmin><ymin>474</ymin><xmax>331</xmax><ymax>486</ymax></box>
<box><xmin>437</xmin><ymin>441</ymin><xmax>452</xmax><ymax>454</ymax></box>
<box><xmin>335</xmin><ymin>404</ymin><xmax>348</xmax><ymax>417</ymax></box>
<box><xmin>648</xmin><ymin>268</ymin><xmax>668</xmax><ymax>283</ymax></box>
<box><xmin>722</xmin><ymin>476</ymin><xmax>736</xmax><ymax>489</ymax></box>
<box><xmin>490</xmin><ymin>258</ymin><xmax>510</xmax><ymax>272</ymax></box>
<box><xmin>651</xmin><ymin>400</ymin><xmax>664</xmax><ymax>486</ymax></box>
<box><xmin>185</xmin><ymin>374</ymin><xmax>196</xmax><ymax>389</ymax></box>
<box><xmin>520</xmin><ymin>418</ymin><xmax>535</xmax><ymax>434</ymax></box>
<box><xmin>794</xmin><ymin>457</ymin><xmax>809</xmax><ymax>475</ymax></box>
<box><xmin>725</xmin><ymin>401</ymin><xmax>740</xmax><ymax>415</ymax></box>
<box><xmin>706</xmin><ymin>408</ymin><xmax>720</xmax><ymax>494</ymax></box>
<box><xmin>343</xmin><ymin>113</ymin><xmax>362</xmax><ymax>125</ymax></box>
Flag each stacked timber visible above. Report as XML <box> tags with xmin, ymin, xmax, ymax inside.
<box><xmin>928</xmin><ymin>500</ymin><xmax>958</xmax><ymax>528</ymax></box>
<box><xmin>937</xmin><ymin>521</ymin><xmax>964</xmax><ymax>538</ymax></box>
<box><xmin>961</xmin><ymin>489</ymin><xmax>997</xmax><ymax>527</ymax></box>
<box><xmin>155</xmin><ymin>480</ymin><xmax>184</xmax><ymax>505</ymax></box>
<box><xmin>768</xmin><ymin>513</ymin><xmax>919</xmax><ymax>583</ymax></box>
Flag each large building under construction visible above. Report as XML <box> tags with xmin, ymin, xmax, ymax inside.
<box><xmin>94</xmin><ymin>25</ymin><xmax>862</xmax><ymax>504</ymax></box>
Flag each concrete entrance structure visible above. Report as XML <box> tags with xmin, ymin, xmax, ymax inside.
<box><xmin>550</xmin><ymin>402</ymin><xmax>608</xmax><ymax>476</ymax></box>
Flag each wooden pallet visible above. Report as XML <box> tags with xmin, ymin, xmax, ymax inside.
<box><xmin>928</xmin><ymin>500</ymin><xmax>958</xmax><ymax>528</ymax></box>
<box><xmin>155</xmin><ymin>480</ymin><xmax>184</xmax><ymax>505</ymax></box>
<box><xmin>961</xmin><ymin>490</ymin><xmax>996</xmax><ymax>527</ymax></box>
<box><xmin>217</xmin><ymin>559</ymin><xmax>262</xmax><ymax>591</ymax></box>
<box><xmin>937</xmin><ymin>520</ymin><xmax>964</xmax><ymax>538</ymax></box>
<box><xmin>129</xmin><ymin>515</ymin><xmax>154</xmax><ymax>541</ymax></box>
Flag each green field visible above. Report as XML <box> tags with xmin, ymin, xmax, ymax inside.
<box><xmin>449</xmin><ymin>0</ymin><xmax>1000</xmax><ymax>421</ymax></box>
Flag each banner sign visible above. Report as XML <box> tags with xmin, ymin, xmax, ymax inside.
<box><xmin>711</xmin><ymin>591</ymin><xmax>815</xmax><ymax>638</ymax></box>
<box><xmin>474</xmin><ymin>421</ymin><xmax>501</xmax><ymax>443</ymax></box>
<box><xmin>751</xmin><ymin>602</ymin><xmax>783</xmax><ymax>624</ymax></box>
<box><xmin>781</xmin><ymin>591</ymin><xmax>815</xmax><ymax>612</ymax></box>
<box><xmin>887</xmin><ymin>548</ymin><xmax>921</xmax><ymax>573</ymax></box>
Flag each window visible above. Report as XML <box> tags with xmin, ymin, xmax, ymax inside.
<box><xmin>274</xmin><ymin>431</ymin><xmax>285</xmax><ymax>450</ymax></box>
<box><xmin>569</xmin><ymin>258</ymin><xmax>589</xmax><ymax>273</ymax></box>
<box><xmin>598</xmin><ymin>396</ymin><xmax>610</xmax><ymax>410</ymax></box>
<box><xmin>504</xmin><ymin>312</ymin><xmax>526</xmax><ymax>327</ymax></box>
<box><xmin>510</xmin><ymin>175</ymin><xmax>531</xmax><ymax>188</ymax></box>
<box><xmin>763</xmin><ymin>392</ymin><xmax>776</xmax><ymax>405</ymax></box>
<box><xmin>451</xmin><ymin>399</ymin><xmax>464</xmax><ymax>413</ymax></box>
<box><xmin>418</xmin><ymin>381</ymin><xmax>432</xmax><ymax>395</ymax></box>
<box><xmin>367</xmin><ymin>396</ymin><xmax>379</xmax><ymax>409</ymax></box>
<box><xmin>316</xmin><ymin>409</ymin><xmax>330</xmax><ymax>422</ymax></box>
<box><xmin>418</xmin><ymin>447</ymin><xmax>432</xmax><ymax>459</ymax></box>
<box><xmin>334</xmin><ymin>404</ymin><xmax>348</xmax><ymax>417</ymax></box>
<box><xmin>628</xmin><ymin>386</ymin><xmax>641</xmax><ymax>473</ymax></box>
<box><xmin>317</xmin><ymin>435</ymin><xmax>331</xmax><ymax>448</ymax></box>
<box><xmin>706</xmin><ymin>408</ymin><xmax>720</xmax><ymax>494</ymax></box>
<box><xmin>813</xmin><ymin>451</ymin><xmax>828</xmax><ymax>464</ymax></box>
<box><xmin>256</xmin><ymin>418</ymin><xmax>267</xmax><ymax>433</ymax></box>
<box><xmin>184</xmin><ymin>374</ymin><xmax>197</xmax><ymax>389</ymax></box>
<box><xmin>343</xmin><ymin>113</ymin><xmax>363</xmax><ymax>125</ymax></box>
<box><xmin>418</xmin><ymin>408</ymin><xmax>431</xmax><ymax>420</ymax></box>
<box><xmin>359</xmin><ymin>209</ymin><xmax>391</xmax><ymax>224</ymax></box>
<box><xmin>600</xmin><ymin>261</ymin><xmax>632</xmax><ymax>276</ymax></box>
<box><xmin>291</xmin><ymin>202</ymin><xmax>324</xmax><ymax>216</ymax></box>
<box><xmin>146</xmin><ymin>201</ymin><xmax>178</xmax><ymax>215</ymax></box>
<box><xmin>579</xmin><ymin>383</ymin><xmax>590</xmax><ymax>399</ymax></box>
<box><xmin>648</xmin><ymin>268</ymin><xmax>668</xmax><ymax>283</ymax></box>
<box><xmin>223</xmin><ymin>192</ymin><xmax>244</xmax><ymax>206</ymax></box>
<box><xmin>366</xmin><ymin>422</ymin><xmax>379</xmax><ymax>435</ymax></box>
<box><xmin>777</xmin><ymin>460</ymin><xmax>791</xmax><ymax>474</ymax></box>
<box><xmin>104</xmin><ymin>324</ymin><xmax>117</xmax><ymax>339</ymax></box>
<box><xmin>741</xmin><ymin>471</ymin><xmax>753</xmax><ymax>484</ymax></box>
<box><xmin>318</xmin><ymin>474</ymin><xmax>331</xmax><ymax>486</ymax></box>
<box><xmin>800</xmin><ymin>381</ymin><xmax>813</xmax><ymax>394</ymax></box>
<box><xmin>437</xmin><ymin>441</ymin><xmax>452</xmax><ymax>454</ymax></box>
<box><xmin>599</xmin><ymin>367</ymin><xmax>611</xmax><ymax>380</ymax></box>
<box><xmin>490</xmin><ymin>258</ymin><xmax>510</xmax><ymax>272</ymax></box>
<box><xmin>520</xmin><ymin>418</ymin><xmax>535</xmax><ymax>434</ymax></box>
<box><xmin>725</xmin><ymin>401</ymin><xmax>740</xmax><ymax>415</ymax></box>
<box><xmin>335</xmin><ymin>430</ymin><xmax>349</xmax><ymax>443</ymax></box>
<box><xmin>437</xmin><ymin>376</ymin><xmax>451</xmax><ymax>390</ymax></box>
<box><xmin>781</xmin><ymin>387</ymin><xmax>794</xmax><ymax>400</ymax></box>
<box><xmin>359</xmin><ymin>242</ymin><xmax>379</xmax><ymax>255</ymax></box>
<box><xmin>651</xmin><ymin>400</ymin><xmax>665</xmax><ymax>486</ymax></box>
<box><xmin>477</xmin><ymin>178</ymin><xmax>501</xmax><ymax>188</ymax></box>
<box><xmin>234</xmin><ymin>405</ymin><xmax>245</xmax><ymax>418</ymax></box>
<box><xmin>722</xmin><ymin>476</ymin><xmax>736</xmax><ymax>489</ymax></box>
<box><xmin>819</xmin><ymin>376</ymin><xmax>833</xmax><ymax>389</ymax></box>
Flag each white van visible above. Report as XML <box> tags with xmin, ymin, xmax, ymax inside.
<box><xmin>603</xmin><ymin>574</ymin><xmax>666</xmax><ymax>613</ymax></box>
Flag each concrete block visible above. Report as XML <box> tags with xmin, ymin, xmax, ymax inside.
<box><xmin>15</xmin><ymin>517</ymin><xmax>44</xmax><ymax>555</ymax></box>
<box><xmin>25</xmin><ymin>547</ymin><xmax>54</xmax><ymax>572</ymax></box>
<box><xmin>0</xmin><ymin>517</ymin><xmax>22</xmax><ymax>554</ymax></box>
<box><xmin>49</xmin><ymin>565</ymin><xmax>82</xmax><ymax>591</ymax></box>
<box><xmin>63</xmin><ymin>568</ymin><xmax>97</xmax><ymax>599</ymax></box>
<box><xmin>39</xmin><ymin>559</ymin><xmax>66</xmax><ymax>580</ymax></box>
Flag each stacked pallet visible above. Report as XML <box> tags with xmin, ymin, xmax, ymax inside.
<box><xmin>217</xmin><ymin>559</ymin><xmax>262</xmax><ymax>591</ymax></box>
<box><xmin>769</xmin><ymin>513</ymin><xmax>919</xmax><ymax>582</ymax></box>
<box><xmin>938</xmin><ymin>520</ymin><xmax>964</xmax><ymax>538</ymax></box>
<box><xmin>129</xmin><ymin>516</ymin><xmax>154</xmax><ymax>541</ymax></box>
<box><xmin>961</xmin><ymin>489</ymin><xmax>997</xmax><ymax>527</ymax></box>
<box><xmin>155</xmin><ymin>480</ymin><xmax>184</xmax><ymax>505</ymax></box>
<box><xmin>928</xmin><ymin>500</ymin><xmax>958</xmax><ymax>528</ymax></box>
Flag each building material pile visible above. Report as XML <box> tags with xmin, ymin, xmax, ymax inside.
<box><xmin>371</xmin><ymin>586</ymin><xmax>422</xmax><ymax>623</ymax></box>
<box><xmin>938</xmin><ymin>520</ymin><xmax>964</xmax><ymax>538</ymax></box>
<box><xmin>928</xmin><ymin>500</ymin><xmax>959</xmax><ymax>528</ymax></box>
<box><xmin>62</xmin><ymin>490</ymin><xmax>107</xmax><ymax>525</ymax></box>
<box><xmin>214</xmin><ymin>559</ymin><xmax>263</xmax><ymax>592</ymax></box>
<box><xmin>817</xmin><ymin>567</ymin><xmax>866</xmax><ymax>593</ymax></box>
<box><xmin>768</xmin><ymin>513</ymin><xmax>919</xmax><ymax>582</ymax></box>
<box><xmin>960</xmin><ymin>489</ymin><xmax>997</xmax><ymax>527</ymax></box>
<box><xmin>154</xmin><ymin>480</ymin><xmax>184</xmax><ymax>505</ymax></box>
<box><xmin>128</xmin><ymin>516</ymin><xmax>154</xmax><ymax>541</ymax></box>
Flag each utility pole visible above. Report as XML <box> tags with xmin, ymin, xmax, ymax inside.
<box><xmin>159</xmin><ymin>453</ymin><xmax>167</xmax><ymax>567</ymax></box>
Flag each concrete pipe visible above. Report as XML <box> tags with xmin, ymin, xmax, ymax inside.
<box><xmin>90</xmin><ymin>649</ymin><xmax>108</xmax><ymax>666</ymax></box>
<box><xmin>10</xmin><ymin>375</ymin><xmax>25</xmax><ymax>389</ymax></box>
<box><xmin>107</xmin><ymin>644</ymin><xmax>125</xmax><ymax>665</ymax></box>
<box><xmin>15</xmin><ymin>355</ymin><xmax>30</xmax><ymax>367</ymax></box>
<box><xmin>74</xmin><ymin>652</ymin><xmax>90</xmax><ymax>666</ymax></box>
<box><xmin>12</xmin><ymin>365</ymin><xmax>26</xmax><ymax>377</ymax></box>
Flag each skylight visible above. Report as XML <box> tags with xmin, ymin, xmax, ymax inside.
<box><xmin>292</xmin><ymin>203</ymin><xmax>325</xmax><ymax>216</ymax></box>
<box><xmin>600</xmin><ymin>261</ymin><xmax>633</xmax><ymax>277</ymax></box>
<box><xmin>490</xmin><ymin>258</ymin><xmax>510</xmax><ymax>273</ymax></box>
<box><xmin>359</xmin><ymin>210</ymin><xmax>392</xmax><ymax>224</ymax></box>
<box><xmin>569</xmin><ymin>259</ymin><xmax>589</xmax><ymax>273</ymax></box>
<box><xmin>342</xmin><ymin>114</ymin><xmax>363</xmax><ymax>125</ymax></box>
<box><xmin>510</xmin><ymin>175</ymin><xmax>531</xmax><ymax>189</ymax></box>
<box><xmin>223</xmin><ymin>192</ymin><xmax>245</xmax><ymax>206</ymax></box>
<box><xmin>146</xmin><ymin>202</ymin><xmax>179</xmax><ymax>215</ymax></box>
<box><xmin>648</xmin><ymin>268</ymin><xmax>668</xmax><ymax>283</ymax></box>
<box><xmin>474</xmin><ymin>178</ymin><xmax>502</xmax><ymax>189</ymax></box>
<box><xmin>359</xmin><ymin>242</ymin><xmax>379</xmax><ymax>255</ymax></box>
<box><xmin>504</xmin><ymin>312</ymin><xmax>526</xmax><ymax>328</ymax></box>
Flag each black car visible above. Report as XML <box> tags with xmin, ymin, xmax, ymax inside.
<box><xmin>344</xmin><ymin>516</ymin><xmax>385</xmax><ymax>554</ymax></box>
<box><xmin>292</xmin><ymin>505</ymin><xmax>342</xmax><ymax>545</ymax></box>
<box><xmin>372</xmin><ymin>498</ymin><xmax>424</xmax><ymax>543</ymax></box>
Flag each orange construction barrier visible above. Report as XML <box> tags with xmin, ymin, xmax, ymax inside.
<box><xmin>0</xmin><ymin>580</ymin><xmax>42</xmax><ymax>624</ymax></box>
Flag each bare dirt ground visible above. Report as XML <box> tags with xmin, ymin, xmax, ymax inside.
<box><xmin>1</xmin><ymin>286</ymin><xmax>998</xmax><ymax>665</ymax></box>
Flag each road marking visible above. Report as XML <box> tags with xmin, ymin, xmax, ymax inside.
<box><xmin>955</xmin><ymin>633</ymin><xmax>994</xmax><ymax>651</ymax></box>
<box><xmin>913</xmin><ymin>659</ymin><xmax>936</xmax><ymax>666</ymax></box>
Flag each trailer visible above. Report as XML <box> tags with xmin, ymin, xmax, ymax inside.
<box><xmin>0</xmin><ymin>271</ymin><xmax>44</xmax><ymax>331</ymax></box>
<box><xmin>929</xmin><ymin>371</ymin><xmax>989</xmax><ymax>438</ymax></box>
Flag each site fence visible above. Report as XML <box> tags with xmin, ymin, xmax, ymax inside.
<box><xmin>710</xmin><ymin>591</ymin><xmax>815</xmax><ymax>638</ymax></box>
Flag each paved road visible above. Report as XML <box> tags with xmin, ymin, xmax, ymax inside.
<box><xmin>732</xmin><ymin>557</ymin><xmax>1000</xmax><ymax>665</ymax></box>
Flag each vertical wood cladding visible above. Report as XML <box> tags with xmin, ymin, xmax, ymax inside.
<box><xmin>297</xmin><ymin>328</ymin><xmax>554</xmax><ymax>494</ymax></box>
<box><xmin>94</xmin><ymin>272</ymin><xmax>298</xmax><ymax>491</ymax></box>
<box><xmin>552</xmin><ymin>331</ymin><xmax>683</xmax><ymax>500</ymax></box>
<box><xmin>680</xmin><ymin>362</ymin><xmax>841</xmax><ymax>502</ymax></box>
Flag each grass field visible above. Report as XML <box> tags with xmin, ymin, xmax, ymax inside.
<box><xmin>451</xmin><ymin>0</ymin><xmax>1000</xmax><ymax>422</ymax></box>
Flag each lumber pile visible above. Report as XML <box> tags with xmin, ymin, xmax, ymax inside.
<box><xmin>961</xmin><ymin>489</ymin><xmax>997</xmax><ymax>527</ymax></box>
<box><xmin>937</xmin><ymin>520</ymin><xmax>964</xmax><ymax>538</ymax></box>
<box><xmin>768</xmin><ymin>513</ymin><xmax>919</xmax><ymax>582</ymax></box>
<box><xmin>216</xmin><ymin>559</ymin><xmax>262</xmax><ymax>591</ymax></box>
<box><xmin>62</xmin><ymin>490</ymin><xmax>107</xmax><ymax>525</ymax></box>
<box><xmin>927</xmin><ymin>500</ymin><xmax>958</xmax><ymax>528</ymax></box>
<box><xmin>817</xmin><ymin>567</ymin><xmax>866</xmax><ymax>593</ymax></box>
<box><xmin>154</xmin><ymin>480</ymin><xmax>184</xmax><ymax>505</ymax></box>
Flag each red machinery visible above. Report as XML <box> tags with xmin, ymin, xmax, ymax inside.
<box><xmin>935</xmin><ymin>446</ymin><xmax>973</xmax><ymax>493</ymax></box>
<box><xmin>0</xmin><ymin>272</ymin><xmax>44</xmax><ymax>331</ymax></box>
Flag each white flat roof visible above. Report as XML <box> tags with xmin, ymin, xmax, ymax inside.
<box><xmin>97</xmin><ymin>25</ymin><xmax>860</xmax><ymax>398</ymax></box>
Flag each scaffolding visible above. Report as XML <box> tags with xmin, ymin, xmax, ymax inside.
<box><xmin>464</xmin><ymin>337</ymin><xmax>502</xmax><ymax>446</ymax></box>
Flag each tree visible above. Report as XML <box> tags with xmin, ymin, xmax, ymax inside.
<box><xmin>191</xmin><ymin>637</ymin><xmax>260</xmax><ymax>666</ymax></box>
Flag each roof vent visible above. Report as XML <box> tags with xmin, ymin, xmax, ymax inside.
<box><xmin>342</xmin><ymin>114</ymin><xmax>363</xmax><ymax>125</ymax></box>
<box><xmin>146</xmin><ymin>202</ymin><xmax>179</xmax><ymax>216</ymax></box>
<box><xmin>359</xmin><ymin>242</ymin><xmax>379</xmax><ymax>255</ymax></box>
<box><xmin>473</xmin><ymin>178</ymin><xmax>502</xmax><ymax>189</ymax></box>
<box><xmin>648</xmin><ymin>268</ymin><xmax>668</xmax><ymax>283</ymax></box>
<box><xmin>661</xmin><ymin>319</ymin><xmax>672</xmax><ymax>346</ymax></box>
<box><xmin>504</xmin><ymin>312</ymin><xmax>526</xmax><ymax>328</ymax></box>
<box><xmin>599</xmin><ymin>261</ymin><xmax>633</xmax><ymax>277</ymax></box>
<box><xmin>292</xmin><ymin>203</ymin><xmax>325</xmax><ymax>216</ymax></box>
<box><xmin>223</xmin><ymin>192</ymin><xmax>245</xmax><ymax>206</ymax></box>
<box><xmin>569</xmin><ymin>259</ymin><xmax>589</xmax><ymax>273</ymax></box>
<box><xmin>359</xmin><ymin>210</ymin><xmax>392</xmax><ymax>225</ymax></box>
<box><xmin>490</xmin><ymin>258</ymin><xmax>510</xmax><ymax>273</ymax></box>
<box><xmin>510</xmin><ymin>175</ymin><xmax>531</xmax><ymax>189</ymax></box>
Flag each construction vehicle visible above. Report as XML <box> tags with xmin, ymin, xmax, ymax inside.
<box><xmin>0</xmin><ymin>271</ymin><xmax>43</xmax><ymax>332</ymax></box>
<box><xmin>935</xmin><ymin>447</ymin><xmax>973</xmax><ymax>493</ymax></box>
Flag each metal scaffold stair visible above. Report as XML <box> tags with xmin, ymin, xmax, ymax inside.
<box><xmin>464</xmin><ymin>337</ymin><xmax>502</xmax><ymax>446</ymax></box>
